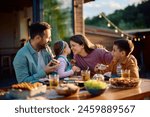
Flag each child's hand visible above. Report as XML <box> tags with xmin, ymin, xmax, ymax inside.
<box><xmin>76</xmin><ymin>66</ymin><xmax>81</xmax><ymax>72</ymax></box>
<box><xmin>94</xmin><ymin>63</ymin><xmax>100</xmax><ymax>72</ymax></box>
<box><xmin>72</xmin><ymin>66</ymin><xmax>80</xmax><ymax>72</ymax></box>
<box><xmin>94</xmin><ymin>64</ymin><xmax>107</xmax><ymax>73</ymax></box>
<box><xmin>70</xmin><ymin>59</ymin><xmax>76</xmax><ymax>66</ymax></box>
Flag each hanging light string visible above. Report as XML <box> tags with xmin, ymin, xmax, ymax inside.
<box><xmin>99</xmin><ymin>12</ymin><xmax>135</xmax><ymax>40</ymax></box>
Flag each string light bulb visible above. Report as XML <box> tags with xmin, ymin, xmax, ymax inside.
<box><xmin>115</xmin><ymin>29</ymin><xmax>118</xmax><ymax>33</ymax></box>
<box><xmin>99</xmin><ymin>14</ymin><xmax>102</xmax><ymax>18</ymax></box>
<box><xmin>107</xmin><ymin>23</ymin><xmax>111</xmax><ymax>27</ymax></box>
<box><xmin>134</xmin><ymin>38</ymin><xmax>137</xmax><ymax>41</ymax></box>
<box><xmin>143</xmin><ymin>35</ymin><xmax>146</xmax><ymax>39</ymax></box>
<box><xmin>121</xmin><ymin>33</ymin><xmax>124</xmax><ymax>37</ymax></box>
<box><xmin>138</xmin><ymin>38</ymin><xmax>140</xmax><ymax>41</ymax></box>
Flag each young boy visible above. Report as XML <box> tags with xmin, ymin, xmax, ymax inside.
<box><xmin>94</xmin><ymin>39</ymin><xmax>139</xmax><ymax>78</ymax></box>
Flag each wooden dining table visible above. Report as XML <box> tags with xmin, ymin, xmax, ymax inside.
<box><xmin>0</xmin><ymin>78</ymin><xmax>150</xmax><ymax>100</ymax></box>
<box><xmin>58</xmin><ymin>78</ymin><xmax>150</xmax><ymax>100</ymax></box>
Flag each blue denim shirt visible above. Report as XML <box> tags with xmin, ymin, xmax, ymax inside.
<box><xmin>13</xmin><ymin>42</ymin><xmax>52</xmax><ymax>83</ymax></box>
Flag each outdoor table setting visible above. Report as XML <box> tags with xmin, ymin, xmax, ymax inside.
<box><xmin>1</xmin><ymin>70</ymin><xmax>150</xmax><ymax>100</ymax></box>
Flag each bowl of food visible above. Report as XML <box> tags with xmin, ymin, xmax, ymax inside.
<box><xmin>109</xmin><ymin>78</ymin><xmax>140</xmax><ymax>89</ymax></box>
<box><xmin>84</xmin><ymin>80</ymin><xmax>107</xmax><ymax>96</ymax></box>
<box><xmin>55</xmin><ymin>84</ymin><xmax>79</xmax><ymax>96</ymax></box>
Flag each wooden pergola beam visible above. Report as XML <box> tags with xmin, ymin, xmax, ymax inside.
<box><xmin>84</xmin><ymin>0</ymin><xmax>95</xmax><ymax>3</ymax></box>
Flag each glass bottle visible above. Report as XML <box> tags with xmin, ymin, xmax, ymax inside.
<box><xmin>116</xmin><ymin>63</ymin><xmax>122</xmax><ymax>77</ymax></box>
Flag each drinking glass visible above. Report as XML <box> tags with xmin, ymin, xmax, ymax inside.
<box><xmin>49</xmin><ymin>74</ymin><xmax>59</xmax><ymax>89</ymax></box>
<box><xmin>81</xmin><ymin>70</ymin><xmax>90</xmax><ymax>81</ymax></box>
<box><xmin>121</xmin><ymin>69</ymin><xmax>130</xmax><ymax>78</ymax></box>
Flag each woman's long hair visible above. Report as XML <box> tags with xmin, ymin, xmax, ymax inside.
<box><xmin>70</xmin><ymin>34</ymin><xmax>95</xmax><ymax>54</ymax></box>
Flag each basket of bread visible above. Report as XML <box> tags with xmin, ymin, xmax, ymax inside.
<box><xmin>109</xmin><ymin>78</ymin><xmax>140</xmax><ymax>89</ymax></box>
<box><xmin>9</xmin><ymin>82</ymin><xmax>47</xmax><ymax>99</ymax></box>
<box><xmin>55</xmin><ymin>84</ymin><xmax>79</xmax><ymax>96</ymax></box>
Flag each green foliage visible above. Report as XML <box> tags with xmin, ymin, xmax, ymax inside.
<box><xmin>85</xmin><ymin>0</ymin><xmax>150</xmax><ymax>30</ymax></box>
<box><xmin>43</xmin><ymin>0</ymin><xmax>73</xmax><ymax>46</ymax></box>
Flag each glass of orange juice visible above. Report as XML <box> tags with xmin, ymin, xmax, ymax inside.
<box><xmin>121</xmin><ymin>69</ymin><xmax>130</xmax><ymax>78</ymax></box>
<box><xmin>81</xmin><ymin>70</ymin><xmax>90</xmax><ymax>81</ymax></box>
<box><xmin>49</xmin><ymin>74</ymin><xmax>59</xmax><ymax>89</ymax></box>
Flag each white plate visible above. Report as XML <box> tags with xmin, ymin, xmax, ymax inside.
<box><xmin>39</xmin><ymin>78</ymin><xmax>49</xmax><ymax>82</ymax></box>
<box><xmin>45</xmin><ymin>90</ymin><xmax>64</xmax><ymax>99</ymax></box>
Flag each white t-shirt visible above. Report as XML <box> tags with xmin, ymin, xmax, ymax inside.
<box><xmin>37</xmin><ymin>51</ymin><xmax>46</xmax><ymax>72</ymax></box>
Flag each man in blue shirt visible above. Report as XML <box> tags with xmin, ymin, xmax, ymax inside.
<box><xmin>13</xmin><ymin>22</ymin><xmax>59</xmax><ymax>83</ymax></box>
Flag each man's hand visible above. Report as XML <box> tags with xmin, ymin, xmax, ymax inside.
<box><xmin>44</xmin><ymin>61</ymin><xmax>60</xmax><ymax>74</ymax></box>
<box><xmin>49</xmin><ymin>59</ymin><xmax>60</xmax><ymax>66</ymax></box>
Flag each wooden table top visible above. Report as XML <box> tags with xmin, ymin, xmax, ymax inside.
<box><xmin>0</xmin><ymin>79</ymin><xmax>150</xmax><ymax>100</ymax></box>
<box><xmin>60</xmin><ymin>79</ymin><xmax>150</xmax><ymax>100</ymax></box>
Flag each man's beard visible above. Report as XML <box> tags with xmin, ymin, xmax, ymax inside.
<box><xmin>37</xmin><ymin>41</ymin><xmax>50</xmax><ymax>50</ymax></box>
<box><xmin>38</xmin><ymin>44</ymin><xmax>46</xmax><ymax>50</ymax></box>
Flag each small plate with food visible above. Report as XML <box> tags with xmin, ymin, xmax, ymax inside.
<box><xmin>55</xmin><ymin>84</ymin><xmax>79</xmax><ymax>96</ymax></box>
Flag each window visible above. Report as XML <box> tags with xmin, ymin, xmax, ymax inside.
<box><xmin>43</xmin><ymin>0</ymin><xmax>74</xmax><ymax>44</ymax></box>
